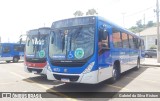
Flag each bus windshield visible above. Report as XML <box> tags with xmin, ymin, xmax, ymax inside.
<box><xmin>49</xmin><ymin>25</ymin><xmax>95</xmax><ymax>61</ymax></box>
<box><xmin>26</xmin><ymin>35</ymin><xmax>48</xmax><ymax>58</ymax></box>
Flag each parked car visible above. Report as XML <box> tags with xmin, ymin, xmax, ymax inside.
<box><xmin>144</xmin><ymin>49</ymin><xmax>157</xmax><ymax>58</ymax></box>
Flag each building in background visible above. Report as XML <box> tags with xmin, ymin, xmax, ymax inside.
<box><xmin>139</xmin><ymin>27</ymin><xmax>157</xmax><ymax>50</ymax></box>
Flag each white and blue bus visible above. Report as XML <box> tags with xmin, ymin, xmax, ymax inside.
<box><xmin>46</xmin><ymin>16</ymin><xmax>145</xmax><ymax>84</ymax></box>
<box><xmin>0</xmin><ymin>43</ymin><xmax>25</xmax><ymax>63</ymax></box>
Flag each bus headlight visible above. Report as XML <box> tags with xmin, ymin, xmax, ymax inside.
<box><xmin>83</xmin><ymin>62</ymin><xmax>95</xmax><ymax>74</ymax></box>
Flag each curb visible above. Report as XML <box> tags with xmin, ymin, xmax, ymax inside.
<box><xmin>141</xmin><ymin>64</ymin><xmax>160</xmax><ymax>67</ymax></box>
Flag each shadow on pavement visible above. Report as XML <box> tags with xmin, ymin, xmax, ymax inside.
<box><xmin>0</xmin><ymin>61</ymin><xmax>24</xmax><ymax>64</ymax></box>
<box><xmin>23</xmin><ymin>75</ymin><xmax>53</xmax><ymax>85</ymax></box>
<box><xmin>45</xmin><ymin>66</ymin><xmax>148</xmax><ymax>98</ymax></box>
<box><xmin>22</xmin><ymin>66</ymin><xmax>149</xmax><ymax>99</ymax></box>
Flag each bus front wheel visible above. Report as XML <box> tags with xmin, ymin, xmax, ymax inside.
<box><xmin>135</xmin><ymin>58</ymin><xmax>140</xmax><ymax>70</ymax></box>
<box><xmin>110</xmin><ymin>65</ymin><xmax>119</xmax><ymax>84</ymax></box>
<box><xmin>13</xmin><ymin>57</ymin><xmax>19</xmax><ymax>63</ymax></box>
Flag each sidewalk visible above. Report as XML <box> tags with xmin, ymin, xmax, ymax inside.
<box><xmin>141</xmin><ymin>58</ymin><xmax>160</xmax><ymax>67</ymax></box>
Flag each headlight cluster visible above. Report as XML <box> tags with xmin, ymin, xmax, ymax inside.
<box><xmin>46</xmin><ymin>61</ymin><xmax>52</xmax><ymax>72</ymax></box>
<box><xmin>83</xmin><ymin>62</ymin><xmax>95</xmax><ymax>74</ymax></box>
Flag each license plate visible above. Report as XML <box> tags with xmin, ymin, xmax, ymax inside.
<box><xmin>32</xmin><ymin>71</ymin><xmax>37</xmax><ymax>73</ymax></box>
<box><xmin>61</xmin><ymin>78</ymin><xmax>70</xmax><ymax>82</ymax></box>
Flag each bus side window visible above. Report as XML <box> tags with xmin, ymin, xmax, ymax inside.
<box><xmin>3</xmin><ymin>46</ymin><xmax>10</xmax><ymax>53</ymax></box>
<box><xmin>98</xmin><ymin>28</ymin><xmax>109</xmax><ymax>49</ymax></box>
<box><xmin>14</xmin><ymin>45</ymin><xmax>20</xmax><ymax>51</ymax></box>
<box><xmin>122</xmin><ymin>33</ymin><xmax>129</xmax><ymax>48</ymax></box>
<box><xmin>112</xmin><ymin>28</ymin><xmax>122</xmax><ymax>48</ymax></box>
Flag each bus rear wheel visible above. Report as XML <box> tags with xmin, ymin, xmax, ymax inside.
<box><xmin>13</xmin><ymin>57</ymin><xmax>19</xmax><ymax>63</ymax></box>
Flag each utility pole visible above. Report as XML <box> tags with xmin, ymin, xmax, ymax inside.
<box><xmin>143</xmin><ymin>14</ymin><xmax>146</xmax><ymax>29</ymax></box>
<box><xmin>122</xmin><ymin>13</ymin><xmax>126</xmax><ymax>28</ymax></box>
<box><xmin>156</xmin><ymin>0</ymin><xmax>160</xmax><ymax>62</ymax></box>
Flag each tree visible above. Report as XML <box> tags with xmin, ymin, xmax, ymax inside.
<box><xmin>73</xmin><ymin>10</ymin><xmax>84</xmax><ymax>17</ymax></box>
<box><xmin>129</xmin><ymin>26</ymin><xmax>139</xmax><ymax>33</ymax></box>
<box><xmin>136</xmin><ymin>20</ymin><xmax>143</xmax><ymax>28</ymax></box>
<box><xmin>146</xmin><ymin>21</ymin><xmax>156</xmax><ymax>28</ymax></box>
<box><xmin>86</xmin><ymin>9</ymin><xmax>98</xmax><ymax>15</ymax></box>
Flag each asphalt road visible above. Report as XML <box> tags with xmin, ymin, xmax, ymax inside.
<box><xmin>0</xmin><ymin>61</ymin><xmax>160</xmax><ymax>101</ymax></box>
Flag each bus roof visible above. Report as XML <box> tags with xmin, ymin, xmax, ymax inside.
<box><xmin>96</xmin><ymin>16</ymin><xmax>142</xmax><ymax>39</ymax></box>
<box><xmin>51</xmin><ymin>16</ymin><xmax>142</xmax><ymax>39</ymax></box>
<box><xmin>27</xmin><ymin>27</ymin><xmax>51</xmax><ymax>36</ymax></box>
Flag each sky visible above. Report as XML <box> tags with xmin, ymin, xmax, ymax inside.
<box><xmin>0</xmin><ymin>0</ymin><xmax>157</xmax><ymax>42</ymax></box>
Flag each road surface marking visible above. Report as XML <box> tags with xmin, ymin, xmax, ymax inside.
<box><xmin>9</xmin><ymin>71</ymin><xmax>77</xmax><ymax>101</ymax></box>
<box><xmin>107</xmin><ymin>84</ymin><xmax>130</xmax><ymax>91</ymax></box>
<box><xmin>125</xmin><ymin>76</ymin><xmax>160</xmax><ymax>84</ymax></box>
<box><xmin>0</xmin><ymin>82</ymin><xmax>16</xmax><ymax>85</ymax></box>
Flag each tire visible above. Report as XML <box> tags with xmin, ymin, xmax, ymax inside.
<box><xmin>110</xmin><ymin>65</ymin><xmax>119</xmax><ymax>84</ymax></box>
<box><xmin>135</xmin><ymin>58</ymin><xmax>140</xmax><ymax>70</ymax></box>
<box><xmin>13</xmin><ymin>57</ymin><xmax>19</xmax><ymax>63</ymax></box>
<box><xmin>145</xmin><ymin>54</ymin><xmax>149</xmax><ymax>58</ymax></box>
<box><xmin>6</xmin><ymin>61</ymin><xmax>10</xmax><ymax>63</ymax></box>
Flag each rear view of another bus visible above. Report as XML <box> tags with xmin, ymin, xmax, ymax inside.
<box><xmin>24</xmin><ymin>27</ymin><xmax>50</xmax><ymax>74</ymax></box>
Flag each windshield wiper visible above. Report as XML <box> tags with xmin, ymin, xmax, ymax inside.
<box><xmin>62</xmin><ymin>36</ymin><xmax>65</xmax><ymax>52</ymax></box>
<box><xmin>69</xmin><ymin>27</ymin><xmax>82</xmax><ymax>51</ymax></box>
<box><xmin>37</xmin><ymin>32</ymin><xmax>40</xmax><ymax>51</ymax></box>
<box><xmin>33</xmin><ymin>39</ymin><xmax>36</xmax><ymax>52</ymax></box>
<box><xmin>60</xmin><ymin>27</ymin><xmax>82</xmax><ymax>59</ymax></box>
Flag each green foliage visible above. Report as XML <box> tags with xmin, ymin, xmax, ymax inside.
<box><xmin>136</xmin><ymin>20</ymin><xmax>143</xmax><ymax>28</ymax></box>
<box><xmin>73</xmin><ymin>9</ymin><xmax>98</xmax><ymax>17</ymax></box>
<box><xmin>129</xmin><ymin>20</ymin><xmax>156</xmax><ymax>33</ymax></box>
<box><xmin>86</xmin><ymin>9</ymin><xmax>98</xmax><ymax>15</ymax></box>
<box><xmin>150</xmin><ymin>45</ymin><xmax>157</xmax><ymax>49</ymax></box>
<box><xmin>129</xmin><ymin>26</ymin><xmax>138</xmax><ymax>33</ymax></box>
<box><xmin>73</xmin><ymin>10</ymin><xmax>84</xmax><ymax>17</ymax></box>
<box><xmin>146</xmin><ymin>21</ymin><xmax>156</xmax><ymax>28</ymax></box>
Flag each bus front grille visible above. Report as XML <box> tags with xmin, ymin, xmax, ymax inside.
<box><xmin>53</xmin><ymin>74</ymin><xmax>79</xmax><ymax>82</ymax></box>
<box><xmin>27</xmin><ymin>68</ymin><xmax>42</xmax><ymax>73</ymax></box>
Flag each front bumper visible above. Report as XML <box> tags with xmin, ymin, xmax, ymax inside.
<box><xmin>24</xmin><ymin>65</ymin><xmax>47</xmax><ymax>75</ymax></box>
<box><xmin>46</xmin><ymin>69</ymin><xmax>98</xmax><ymax>84</ymax></box>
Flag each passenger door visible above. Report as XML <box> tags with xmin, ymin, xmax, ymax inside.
<box><xmin>98</xmin><ymin>21</ymin><xmax>112</xmax><ymax>82</ymax></box>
